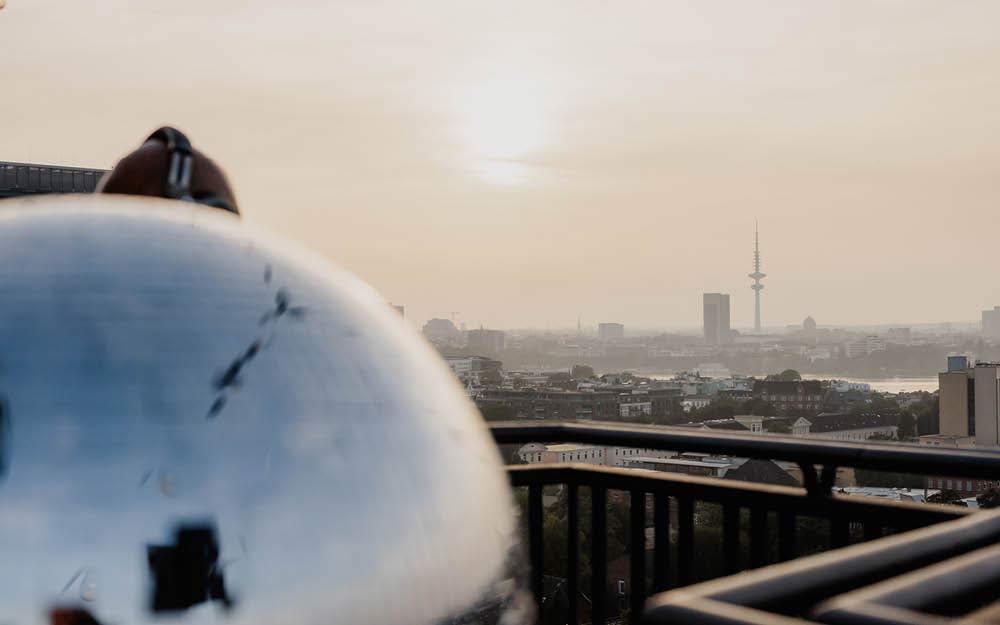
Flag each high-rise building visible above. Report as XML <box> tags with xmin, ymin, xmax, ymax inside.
<box><xmin>748</xmin><ymin>223</ymin><xmax>765</xmax><ymax>334</ymax></box>
<box><xmin>974</xmin><ymin>364</ymin><xmax>1000</xmax><ymax>447</ymax></box>
<box><xmin>939</xmin><ymin>367</ymin><xmax>974</xmax><ymax>437</ymax></box>
<box><xmin>935</xmin><ymin>357</ymin><xmax>1000</xmax><ymax>447</ymax></box>
<box><xmin>703</xmin><ymin>293</ymin><xmax>731</xmax><ymax>345</ymax></box>
<box><xmin>845</xmin><ymin>336</ymin><xmax>887</xmax><ymax>358</ymax></box>
<box><xmin>466</xmin><ymin>328</ymin><xmax>506</xmax><ymax>354</ymax></box>
<box><xmin>983</xmin><ymin>307</ymin><xmax>1000</xmax><ymax>340</ymax></box>
<box><xmin>598</xmin><ymin>322</ymin><xmax>624</xmax><ymax>341</ymax></box>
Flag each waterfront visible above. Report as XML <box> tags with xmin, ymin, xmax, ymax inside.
<box><xmin>800</xmin><ymin>375</ymin><xmax>938</xmax><ymax>394</ymax></box>
<box><xmin>642</xmin><ymin>371</ymin><xmax>939</xmax><ymax>393</ymax></box>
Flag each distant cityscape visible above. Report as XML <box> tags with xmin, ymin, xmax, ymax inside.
<box><xmin>409</xmin><ymin>226</ymin><xmax>1000</xmax><ymax>382</ymax></box>
<box><xmin>401</xmin><ymin>225</ymin><xmax>1000</xmax><ymax>505</ymax></box>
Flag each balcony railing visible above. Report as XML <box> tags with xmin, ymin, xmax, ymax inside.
<box><xmin>490</xmin><ymin>421</ymin><xmax>1000</xmax><ymax>625</ymax></box>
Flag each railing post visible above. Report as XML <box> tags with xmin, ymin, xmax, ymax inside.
<box><xmin>778</xmin><ymin>511</ymin><xmax>796</xmax><ymax>562</ymax></box>
<box><xmin>832</xmin><ymin>515</ymin><xmax>850</xmax><ymax>549</ymax></box>
<box><xmin>653</xmin><ymin>493</ymin><xmax>670</xmax><ymax>592</ymax></box>
<box><xmin>529</xmin><ymin>483</ymin><xmax>544</xmax><ymax>609</ymax></box>
<box><xmin>864</xmin><ymin>522</ymin><xmax>882</xmax><ymax>542</ymax></box>
<box><xmin>750</xmin><ymin>506</ymin><xmax>768</xmax><ymax>569</ymax></box>
<box><xmin>630</xmin><ymin>489</ymin><xmax>647</xmax><ymax>619</ymax></box>
<box><xmin>592</xmin><ymin>486</ymin><xmax>607</xmax><ymax>625</ymax></box>
<box><xmin>567</xmin><ymin>480</ymin><xmax>579</xmax><ymax>625</ymax></box>
<box><xmin>723</xmin><ymin>504</ymin><xmax>741</xmax><ymax>575</ymax></box>
<box><xmin>677</xmin><ymin>497</ymin><xmax>695</xmax><ymax>586</ymax></box>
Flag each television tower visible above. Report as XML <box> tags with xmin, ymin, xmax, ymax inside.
<box><xmin>749</xmin><ymin>222</ymin><xmax>765</xmax><ymax>333</ymax></box>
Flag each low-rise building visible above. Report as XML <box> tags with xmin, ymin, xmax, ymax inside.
<box><xmin>518</xmin><ymin>443</ymin><xmax>673</xmax><ymax>466</ymax></box>
<box><xmin>845</xmin><ymin>335</ymin><xmax>887</xmax><ymax>358</ymax></box>
<box><xmin>467</xmin><ymin>328</ymin><xmax>506</xmax><ymax>353</ymax></box>
<box><xmin>790</xmin><ymin>412</ymin><xmax>898</xmax><ymax>441</ymax></box>
<box><xmin>444</xmin><ymin>355</ymin><xmax>502</xmax><ymax>385</ymax></box>
<box><xmin>478</xmin><ymin>388</ymin><xmax>618</xmax><ymax>420</ymax></box>
<box><xmin>753</xmin><ymin>380</ymin><xmax>824</xmax><ymax>412</ymax></box>
<box><xmin>918</xmin><ymin>434</ymin><xmax>976</xmax><ymax>448</ymax></box>
<box><xmin>680</xmin><ymin>395</ymin><xmax>712</xmax><ymax>413</ymax></box>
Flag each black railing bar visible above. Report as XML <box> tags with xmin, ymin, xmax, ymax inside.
<box><xmin>831</xmin><ymin>516</ymin><xmax>850</xmax><ymax>550</ymax></box>
<box><xmin>643</xmin><ymin>511</ymin><xmax>1000</xmax><ymax>614</ymax></box>
<box><xmin>750</xmin><ymin>507</ymin><xmax>768</xmax><ymax>569</ymax></box>
<box><xmin>491</xmin><ymin>421</ymin><xmax>1000</xmax><ymax>479</ymax></box>
<box><xmin>592</xmin><ymin>486</ymin><xmax>608</xmax><ymax>625</ymax></box>
<box><xmin>644</xmin><ymin>594</ymin><xmax>813</xmax><ymax>625</ymax></box>
<box><xmin>677</xmin><ymin>496</ymin><xmax>695</xmax><ymax>587</ymax></box>
<box><xmin>567</xmin><ymin>479</ymin><xmax>579</xmax><ymax>625</ymax></box>
<box><xmin>528</xmin><ymin>483</ymin><xmax>544</xmax><ymax>607</ymax></box>
<box><xmin>862</xmin><ymin>523</ymin><xmax>882</xmax><ymax>542</ymax></box>
<box><xmin>653</xmin><ymin>493</ymin><xmax>670</xmax><ymax>591</ymax></box>
<box><xmin>630</xmin><ymin>489</ymin><xmax>647</xmax><ymax>618</ymax></box>
<box><xmin>778</xmin><ymin>511</ymin><xmax>796</xmax><ymax>563</ymax></box>
<box><xmin>723</xmin><ymin>504</ymin><xmax>741</xmax><ymax>575</ymax></box>
<box><xmin>812</xmin><ymin>542</ymin><xmax>1000</xmax><ymax>625</ymax></box>
<box><xmin>507</xmin><ymin>465</ymin><xmax>969</xmax><ymax>525</ymax></box>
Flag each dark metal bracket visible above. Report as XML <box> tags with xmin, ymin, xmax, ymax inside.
<box><xmin>799</xmin><ymin>463</ymin><xmax>838</xmax><ymax>497</ymax></box>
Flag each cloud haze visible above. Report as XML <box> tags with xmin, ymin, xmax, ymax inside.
<box><xmin>3</xmin><ymin>1</ymin><xmax>999</xmax><ymax>329</ymax></box>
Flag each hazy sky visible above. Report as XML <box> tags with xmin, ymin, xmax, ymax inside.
<box><xmin>3</xmin><ymin>1</ymin><xmax>1000</xmax><ymax>330</ymax></box>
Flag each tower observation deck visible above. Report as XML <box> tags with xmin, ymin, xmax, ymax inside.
<box><xmin>749</xmin><ymin>222</ymin><xmax>765</xmax><ymax>333</ymax></box>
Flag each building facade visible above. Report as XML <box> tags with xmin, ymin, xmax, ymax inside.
<box><xmin>598</xmin><ymin>322</ymin><xmax>625</xmax><ymax>341</ymax></box>
<box><xmin>974</xmin><ymin>364</ymin><xmax>1000</xmax><ymax>447</ymax></box>
<box><xmin>467</xmin><ymin>328</ymin><xmax>506</xmax><ymax>353</ymax></box>
<box><xmin>790</xmin><ymin>413</ymin><xmax>898</xmax><ymax>441</ymax></box>
<box><xmin>752</xmin><ymin>380</ymin><xmax>823</xmax><ymax>412</ymax></box>
<box><xmin>444</xmin><ymin>356</ymin><xmax>502</xmax><ymax>386</ymax></box>
<box><xmin>939</xmin><ymin>368</ymin><xmax>974</xmax><ymax>437</ymax></box>
<box><xmin>703</xmin><ymin>293</ymin><xmax>731</xmax><ymax>345</ymax></box>
<box><xmin>983</xmin><ymin>306</ymin><xmax>1000</xmax><ymax>340</ymax></box>
<box><xmin>845</xmin><ymin>336</ymin><xmax>887</xmax><ymax>358</ymax></box>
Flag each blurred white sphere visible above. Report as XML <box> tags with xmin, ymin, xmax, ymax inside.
<box><xmin>0</xmin><ymin>195</ymin><xmax>531</xmax><ymax>625</ymax></box>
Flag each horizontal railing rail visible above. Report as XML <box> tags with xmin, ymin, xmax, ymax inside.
<box><xmin>490</xmin><ymin>421</ymin><xmax>1000</xmax><ymax>625</ymax></box>
<box><xmin>492</xmin><ymin>421</ymin><xmax>1000</xmax><ymax>481</ymax></box>
<box><xmin>646</xmin><ymin>512</ymin><xmax>1000</xmax><ymax>625</ymax></box>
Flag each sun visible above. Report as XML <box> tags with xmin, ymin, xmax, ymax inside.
<box><xmin>454</xmin><ymin>78</ymin><xmax>548</xmax><ymax>161</ymax></box>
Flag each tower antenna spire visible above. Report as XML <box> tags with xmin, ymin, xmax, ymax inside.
<box><xmin>749</xmin><ymin>221</ymin><xmax>766</xmax><ymax>333</ymax></box>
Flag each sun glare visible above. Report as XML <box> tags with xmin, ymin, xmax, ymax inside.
<box><xmin>454</xmin><ymin>78</ymin><xmax>548</xmax><ymax>161</ymax></box>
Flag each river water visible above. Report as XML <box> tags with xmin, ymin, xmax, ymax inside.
<box><xmin>642</xmin><ymin>371</ymin><xmax>939</xmax><ymax>393</ymax></box>
<box><xmin>799</xmin><ymin>375</ymin><xmax>939</xmax><ymax>393</ymax></box>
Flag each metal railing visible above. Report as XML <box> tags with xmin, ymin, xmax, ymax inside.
<box><xmin>0</xmin><ymin>161</ymin><xmax>107</xmax><ymax>198</ymax></box>
<box><xmin>490</xmin><ymin>421</ymin><xmax>1000</xmax><ymax>625</ymax></box>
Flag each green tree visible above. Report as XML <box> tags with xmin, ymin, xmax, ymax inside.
<box><xmin>928</xmin><ymin>490</ymin><xmax>967</xmax><ymax>506</ymax></box>
<box><xmin>740</xmin><ymin>397</ymin><xmax>779</xmax><ymax>416</ymax></box>
<box><xmin>571</xmin><ymin>364</ymin><xmax>595</xmax><ymax>380</ymax></box>
<box><xmin>896</xmin><ymin>411</ymin><xmax>917</xmax><ymax>440</ymax></box>
<box><xmin>766</xmin><ymin>369</ymin><xmax>802</xmax><ymax>381</ymax></box>
<box><xmin>977</xmin><ymin>489</ymin><xmax>1000</xmax><ymax>509</ymax></box>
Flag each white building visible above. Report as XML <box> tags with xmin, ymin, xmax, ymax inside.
<box><xmin>517</xmin><ymin>443</ymin><xmax>673</xmax><ymax>467</ymax></box>
<box><xmin>791</xmin><ymin>413</ymin><xmax>897</xmax><ymax>441</ymax></box>
<box><xmin>619</xmin><ymin>398</ymin><xmax>653</xmax><ymax>418</ymax></box>
<box><xmin>831</xmin><ymin>380</ymin><xmax>872</xmax><ymax>393</ymax></box>
<box><xmin>680</xmin><ymin>395</ymin><xmax>712</xmax><ymax>413</ymax></box>
<box><xmin>845</xmin><ymin>336</ymin><xmax>887</xmax><ymax>358</ymax></box>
